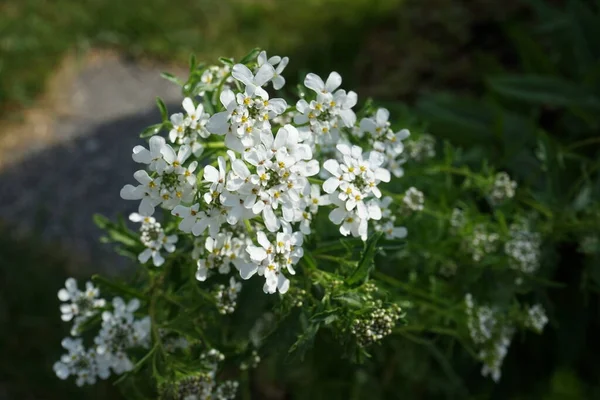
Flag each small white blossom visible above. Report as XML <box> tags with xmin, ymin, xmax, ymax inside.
<box><xmin>54</xmin><ymin>338</ymin><xmax>111</xmax><ymax>387</ymax></box>
<box><xmin>130</xmin><ymin>213</ymin><xmax>177</xmax><ymax>267</ymax></box>
<box><xmin>490</xmin><ymin>172</ymin><xmax>517</xmax><ymax>205</ymax></box>
<box><xmin>58</xmin><ymin>278</ymin><xmax>106</xmax><ymax>335</ymax></box>
<box><xmin>402</xmin><ymin>187</ymin><xmax>424</xmax><ymax>212</ymax></box>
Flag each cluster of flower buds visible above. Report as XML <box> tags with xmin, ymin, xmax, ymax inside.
<box><xmin>214</xmin><ymin>277</ymin><xmax>242</xmax><ymax>314</ymax></box>
<box><xmin>350</xmin><ymin>302</ymin><xmax>402</xmax><ymax>347</ymax></box>
<box><xmin>159</xmin><ymin>348</ymin><xmax>238</xmax><ymax>400</ymax></box>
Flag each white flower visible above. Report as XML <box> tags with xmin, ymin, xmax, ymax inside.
<box><xmin>490</xmin><ymin>172</ymin><xmax>517</xmax><ymax>205</ymax></box>
<box><xmin>58</xmin><ymin>278</ymin><xmax>106</xmax><ymax>335</ymax></box>
<box><xmin>245</xmin><ymin>230</ymin><xmax>304</xmax><ymax>294</ymax></box>
<box><xmin>403</xmin><ymin>187</ymin><xmax>424</xmax><ymax>211</ymax></box>
<box><xmin>130</xmin><ymin>213</ymin><xmax>177</xmax><ymax>267</ymax></box>
<box><xmin>526</xmin><ymin>304</ymin><xmax>548</xmax><ymax>333</ymax></box>
<box><xmin>257</xmin><ymin>51</ymin><xmax>289</xmax><ymax>90</ymax></box>
<box><xmin>304</xmin><ymin>71</ymin><xmax>342</xmax><ymax>96</ymax></box>
<box><xmin>306</xmin><ymin>184</ymin><xmax>331</xmax><ymax>213</ymax></box>
<box><xmin>232</xmin><ymin>62</ymin><xmax>275</xmax><ymax>98</ymax></box>
<box><xmin>168</xmin><ymin>98</ymin><xmax>210</xmax><ymax>156</ymax></box>
<box><xmin>95</xmin><ymin>297</ymin><xmax>151</xmax><ymax>374</ymax></box>
<box><xmin>322</xmin><ymin>144</ymin><xmax>390</xmax><ymax>239</ymax></box>
<box><xmin>54</xmin><ymin>338</ymin><xmax>111</xmax><ymax>386</ymax></box>
<box><xmin>121</xmin><ymin>138</ymin><xmax>197</xmax><ymax>215</ymax></box>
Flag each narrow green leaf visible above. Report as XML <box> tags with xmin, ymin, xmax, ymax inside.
<box><xmin>156</xmin><ymin>97</ymin><xmax>169</xmax><ymax>122</ymax></box>
<box><xmin>140</xmin><ymin>123</ymin><xmax>163</xmax><ymax>138</ymax></box>
<box><xmin>93</xmin><ymin>213</ymin><xmax>110</xmax><ymax>229</ymax></box>
<box><xmin>239</xmin><ymin>48</ymin><xmax>261</xmax><ymax>65</ymax></box>
<box><xmin>488</xmin><ymin>75</ymin><xmax>600</xmax><ymax>109</ymax></box>
<box><xmin>160</xmin><ymin>72</ymin><xmax>183</xmax><ymax>87</ymax></box>
<box><xmin>92</xmin><ymin>275</ymin><xmax>148</xmax><ymax>300</ymax></box>
<box><xmin>189</xmin><ymin>54</ymin><xmax>197</xmax><ymax>72</ymax></box>
<box><xmin>346</xmin><ymin>231</ymin><xmax>384</xmax><ymax>287</ymax></box>
<box><xmin>219</xmin><ymin>57</ymin><xmax>234</xmax><ymax>67</ymax></box>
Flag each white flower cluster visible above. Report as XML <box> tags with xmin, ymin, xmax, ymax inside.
<box><xmin>295</xmin><ymin>72</ymin><xmax>357</xmax><ymax>149</ymax></box>
<box><xmin>402</xmin><ymin>187</ymin><xmax>425</xmax><ymax>212</ymax></box>
<box><xmin>525</xmin><ymin>304</ymin><xmax>548</xmax><ymax>333</ymax></box>
<box><xmin>356</xmin><ymin>108</ymin><xmax>411</xmax><ymax>177</ymax></box>
<box><xmin>489</xmin><ymin>172</ymin><xmax>517</xmax><ymax>205</ymax></box>
<box><xmin>55</xmin><ymin>279</ymin><xmax>151</xmax><ymax>386</ymax></box>
<box><xmin>94</xmin><ymin>298</ymin><xmax>151</xmax><ymax>374</ymax></box>
<box><xmin>465</xmin><ymin>294</ymin><xmax>514</xmax><ymax>383</ymax></box>
<box><xmin>162</xmin><ymin>349</ymin><xmax>238</xmax><ymax>400</ymax></box>
<box><xmin>504</xmin><ymin>221</ymin><xmax>541</xmax><ymax>274</ymax></box>
<box><xmin>322</xmin><ymin>144</ymin><xmax>391</xmax><ymax>240</ymax></box>
<box><xmin>119</xmin><ymin>50</ymin><xmax>414</xmax><ymax>294</ymax></box>
<box><xmin>466</xmin><ymin>224</ymin><xmax>499</xmax><ymax>262</ymax></box>
<box><xmin>450</xmin><ymin>207</ymin><xmax>465</xmax><ymax>231</ymax></box>
<box><xmin>200</xmin><ymin>64</ymin><xmax>234</xmax><ymax>95</ymax></box>
<box><xmin>403</xmin><ymin>133</ymin><xmax>436</xmax><ymax>162</ymax></box>
<box><xmin>58</xmin><ymin>278</ymin><xmax>106</xmax><ymax>335</ymax></box>
<box><xmin>130</xmin><ymin>213</ymin><xmax>178</xmax><ymax>267</ymax></box>
<box><xmin>121</xmin><ymin>135</ymin><xmax>198</xmax><ymax>216</ymax></box>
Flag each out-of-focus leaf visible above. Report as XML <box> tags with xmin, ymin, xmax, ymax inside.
<box><xmin>239</xmin><ymin>47</ymin><xmax>261</xmax><ymax>65</ymax></box>
<box><xmin>160</xmin><ymin>72</ymin><xmax>183</xmax><ymax>87</ymax></box>
<box><xmin>488</xmin><ymin>75</ymin><xmax>600</xmax><ymax>109</ymax></box>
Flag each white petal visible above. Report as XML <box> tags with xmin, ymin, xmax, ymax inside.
<box><xmin>325</xmin><ymin>71</ymin><xmax>342</xmax><ymax>92</ymax></box>
<box><xmin>232</xmin><ymin>64</ymin><xmax>254</xmax><ymax>86</ymax></box>
<box><xmin>323</xmin><ymin>159</ymin><xmax>340</xmax><ymax>175</ymax></box>
<box><xmin>263</xmin><ymin>207</ymin><xmax>280</xmax><ymax>232</ymax></box>
<box><xmin>206</xmin><ymin>111</ymin><xmax>230</xmax><ymax>135</ymax></box>
<box><xmin>304</xmin><ymin>73</ymin><xmax>325</xmax><ymax>93</ymax></box>
<box><xmin>329</xmin><ymin>207</ymin><xmax>346</xmax><ymax>225</ymax></box>
<box><xmin>256</xmin><ymin>231</ymin><xmax>271</xmax><ymax>250</ymax></box>
<box><xmin>254</xmin><ymin>63</ymin><xmax>275</xmax><ymax>87</ymax></box>
<box><xmin>182</xmin><ymin>97</ymin><xmax>195</xmax><ymax>115</ymax></box>
<box><xmin>204</xmin><ymin>165</ymin><xmax>219</xmax><ymax>183</ymax></box>
<box><xmin>323</xmin><ymin>177</ymin><xmax>340</xmax><ymax>194</ymax></box>
<box><xmin>220</xmin><ymin>89</ymin><xmax>236</xmax><ymax>109</ymax></box>
<box><xmin>376</xmin><ymin>108</ymin><xmax>389</xmax><ymax>124</ymax></box>
<box><xmin>132</xmin><ymin>146</ymin><xmax>151</xmax><ymax>164</ymax></box>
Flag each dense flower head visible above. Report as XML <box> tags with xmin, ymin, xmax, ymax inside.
<box><xmin>322</xmin><ymin>144</ymin><xmax>391</xmax><ymax>240</ymax></box>
<box><xmin>117</xmin><ymin>50</ymin><xmax>416</xmax><ymax>295</ymax></box>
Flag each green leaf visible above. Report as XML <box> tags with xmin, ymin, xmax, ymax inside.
<box><xmin>239</xmin><ymin>48</ymin><xmax>261</xmax><ymax>65</ymax></box>
<box><xmin>288</xmin><ymin>322</ymin><xmax>320</xmax><ymax>360</ymax></box>
<box><xmin>346</xmin><ymin>231</ymin><xmax>384</xmax><ymax>287</ymax></box>
<box><xmin>92</xmin><ymin>275</ymin><xmax>148</xmax><ymax>300</ymax></box>
<box><xmin>219</xmin><ymin>57</ymin><xmax>234</xmax><ymax>67</ymax></box>
<box><xmin>488</xmin><ymin>75</ymin><xmax>600</xmax><ymax>109</ymax></box>
<box><xmin>160</xmin><ymin>72</ymin><xmax>183</xmax><ymax>87</ymax></box>
<box><xmin>156</xmin><ymin>97</ymin><xmax>169</xmax><ymax>122</ymax></box>
<box><xmin>140</xmin><ymin>123</ymin><xmax>163</xmax><ymax>138</ymax></box>
<box><xmin>189</xmin><ymin>54</ymin><xmax>197</xmax><ymax>72</ymax></box>
<box><xmin>310</xmin><ymin>309</ymin><xmax>339</xmax><ymax>325</ymax></box>
<box><xmin>93</xmin><ymin>213</ymin><xmax>110</xmax><ymax>229</ymax></box>
<box><xmin>333</xmin><ymin>293</ymin><xmax>364</xmax><ymax>308</ymax></box>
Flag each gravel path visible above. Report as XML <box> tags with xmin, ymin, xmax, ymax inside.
<box><xmin>0</xmin><ymin>52</ymin><xmax>187</xmax><ymax>273</ymax></box>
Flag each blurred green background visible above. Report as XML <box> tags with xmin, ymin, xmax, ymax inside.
<box><xmin>1</xmin><ymin>0</ymin><xmax>599</xmax><ymax>399</ymax></box>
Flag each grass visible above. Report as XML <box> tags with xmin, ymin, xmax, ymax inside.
<box><xmin>0</xmin><ymin>0</ymin><xmax>521</xmax><ymax>120</ymax></box>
